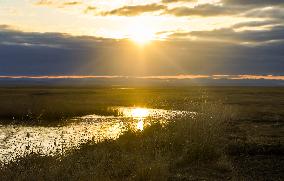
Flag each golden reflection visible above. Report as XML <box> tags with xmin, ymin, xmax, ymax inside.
<box><xmin>0</xmin><ymin>107</ymin><xmax>193</xmax><ymax>163</ymax></box>
<box><xmin>131</xmin><ymin>108</ymin><xmax>150</xmax><ymax>118</ymax></box>
<box><xmin>137</xmin><ymin>120</ymin><xmax>144</xmax><ymax>131</ymax></box>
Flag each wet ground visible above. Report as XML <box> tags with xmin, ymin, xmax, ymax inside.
<box><xmin>0</xmin><ymin>107</ymin><xmax>195</xmax><ymax>163</ymax></box>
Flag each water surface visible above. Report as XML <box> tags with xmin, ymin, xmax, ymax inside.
<box><xmin>0</xmin><ymin>107</ymin><xmax>195</xmax><ymax>163</ymax></box>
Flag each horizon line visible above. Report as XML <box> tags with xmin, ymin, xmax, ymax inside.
<box><xmin>0</xmin><ymin>74</ymin><xmax>284</xmax><ymax>81</ymax></box>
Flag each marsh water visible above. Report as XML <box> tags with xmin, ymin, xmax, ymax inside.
<box><xmin>0</xmin><ymin>107</ymin><xmax>195</xmax><ymax>163</ymax></box>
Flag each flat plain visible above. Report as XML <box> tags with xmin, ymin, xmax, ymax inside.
<box><xmin>0</xmin><ymin>86</ymin><xmax>283</xmax><ymax>180</ymax></box>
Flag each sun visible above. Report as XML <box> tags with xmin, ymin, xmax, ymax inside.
<box><xmin>128</xmin><ymin>25</ymin><xmax>155</xmax><ymax>45</ymax></box>
<box><xmin>130</xmin><ymin>30</ymin><xmax>155</xmax><ymax>45</ymax></box>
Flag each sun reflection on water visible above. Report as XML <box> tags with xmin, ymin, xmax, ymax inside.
<box><xmin>121</xmin><ymin>107</ymin><xmax>150</xmax><ymax>131</ymax></box>
<box><xmin>131</xmin><ymin>108</ymin><xmax>149</xmax><ymax>118</ymax></box>
<box><xmin>0</xmin><ymin>107</ymin><xmax>195</xmax><ymax>163</ymax></box>
<box><xmin>137</xmin><ymin>120</ymin><xmax>144</xmax><ymax>131</ymax></box>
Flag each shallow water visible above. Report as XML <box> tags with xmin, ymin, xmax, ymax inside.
<box><xmin>0</xmin><ymin>107</ymin><xmax>195</xmax><ymax>163</ymax></box>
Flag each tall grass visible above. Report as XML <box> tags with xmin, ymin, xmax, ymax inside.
<box><xmin>0</xmin><ymin>104</ymin><xmax>234</xmax><ymax>180</ymax></box>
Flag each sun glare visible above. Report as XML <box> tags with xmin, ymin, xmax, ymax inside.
<box><xmin>137</xmin><ymin>120</ymin><xmax>144</xmax><ymax>131</ymax></box>
<box><xmin>131</xmin><ymin>108</ymin><xmax>150</xmax><ymax>118</ymax></box>
<box><xmin>128</xmin><ymin>23</ymin><xmax>155</xmax><ymax>45</ymax></box>
<box><xmin>130</xmin><ymin>30</ymin><xmax>155</xmax><ymax>45</ymax></box>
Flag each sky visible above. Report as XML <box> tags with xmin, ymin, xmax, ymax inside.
<box><xmin>0</xmin><ymin>0</ymin><xmax>284</xmax><ymax>82</ymax></box>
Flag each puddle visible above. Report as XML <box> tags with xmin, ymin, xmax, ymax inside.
<box><xmin>0</xmin><ymin>107</ymin><xmax>196</xmax><ymax>163</ymax></box>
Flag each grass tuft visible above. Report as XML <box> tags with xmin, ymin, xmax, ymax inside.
<box><xmin>0</xmin><ymin>104</ymin><xmax>234</xmax><ymax>180</ymax></box>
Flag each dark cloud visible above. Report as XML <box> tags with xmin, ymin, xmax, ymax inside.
<box><xmin>161</xmin><ymin>0</ymin><xmax>284</xmax><ymax>6</ymax></box>
<box><xmin>165</xmin><ymin>4</ymin><xmax>242</xmax><ymax>16</ymax></box>
<box><xmin>223</xmin><ymin>0</ymin><xmax>284</xmax><ymax>6</ymax></box>
<box><xmin>232</xmin><ymin>20</ymin><xmax>281</xmax><ymax>29</ymax></box>
<box><xmin>161</xmin><ymin>0</ymin><xmax>284</xmax><ymax>18</ymax></box>
<box><xmin>0</xmin><ymin>25</ymin><xmax>283</xmax><ymax>76</ymax></box>
<box><xmin>244</xmin><ymin>6</ymin><xmax>284</xmax><ymax>19</ymax></box>
<box><xmin>101</xmin><ymin>3</ymin><xmax>166</xmax><ymax>16</ymax></box>
<box><xmin>170</xmin><ymin>25</ymin><xmax>284</xmax><ymax>43</ymax></box>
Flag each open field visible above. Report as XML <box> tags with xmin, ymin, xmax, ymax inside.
<box><xmin>0</xmin><ymin>86</ymin><xmax>283</xmax><ymax>124</ymax></box>
<box><xmin>0</xmin><ymin>86</ymin><xmax>283</xmax><ymax>180</ymax></box>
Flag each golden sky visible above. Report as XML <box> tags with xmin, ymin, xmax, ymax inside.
<box><xmin>0</xmin><ymin>0</ymin><xmax>266</xmax><ymax>41</ymax></box>
<box><xmin>0</xmin><ymin>0</ymin><xmax>284</xmax><ymax>81</ymax></box>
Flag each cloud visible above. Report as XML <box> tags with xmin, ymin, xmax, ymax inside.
<box><xmin>35</xmin><ymin>0</ymin><xmax>53</xmax><ymax>6</ymax></box>
<box><xmin>165</xmin><ymin>4</ymin><xmax>242</xmax><ymax>17</ymax></box>
<box><xmin>161</xmin><ymin>0</ymin><xmax>284</xmax><ymax>6</ymax></box>
<box><xmin>169</xmin><ymin>25</ymin><xmax>284</xmax><ymax>44</ymax></box>
<box><xmin>232</xmin><ymin>20</ymin><xmax>281</xmax><ymax>29</ymax></box>
<box><xmin>0</xmin><ymin>26</ymin><xmax>112</xmax><ymax>49</ymax></box>
<box><xmin>98</xmin><ymin>3</ymin><xmax>242</xmax><ymax>17</ymax></box>
<box><xmin>223</xmin><ymin>0</ymin><xmax>284</xmax><ymax>6</ymax></box>
<box><xmin>198</xmin><ymin>26</ymin><xmax>284</xmax><ymax>43</ymax></box>
<box><xmin>1</xmin><ymin>75</ymin><xmax>284</xmax><ymax>82</ymax></box>
<box><xmin>0</xmin><ymin>25</ymin><xmax>10</xmax><ymax>30</ymax></box>
<box><xmin>34</xmin><ymin>0</ymin><xmax>82</xmax><ymax>8</ymax></box>
<box><xmin>161</xmin><ymin>0</ymin><xmax>196</xmax><ymax>3</ymax></box>
<box><xmin>62</xmin><ymin>1</ymin><xmax>82</xmax><ymax>6</ymax></box>
<box><xmin>84</xmin><ymin>6</ymin><xmax>96</xmax><ymax>14</ymax></box>
<box><xmin>101</xmin><ymin>3</ymin><xmax>167</xmax><ymax>16</ymax></box>
<box><xmin>229</xmin><ymin>74</ymin><xmax>284</xmax><ymax>80</ymax></box>
<box><xmin>33</xmin><ymin>0</ymin><xmax>284</xmax><ymax>20</ymax></box>
<box><xmin>0</xmin><ymin>25</ymin><xmax>283</xmax><ymax>77</ymax></box>
<box><xmin>244</xmin><ymin>6</ymin><xmax>284</xmax><ymax>19</ymax></box>
<box><xmin>160</xmin><ymin>0</ymin><xmax>284</xmax><ymax>18</ymax></box>
<box><xmin>0</xmin><ymin>75</ymin><xmax>125</xmax><ymax>79</ymax></box>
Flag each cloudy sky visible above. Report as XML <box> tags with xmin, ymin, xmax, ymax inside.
<box><xmin>0</xmin><ymin>0</ymin><xmax>284</xmax><ymax>81</ymax></box>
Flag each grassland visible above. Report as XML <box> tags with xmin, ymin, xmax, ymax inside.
<box><xmin>0</xmin><ymin>86</ymin><xmax>283</xmax><ymax>180</ymax></box>
<box><xmin>0</xmin><ymin>86</ymin><xmax>283</xmax><ymax>125</ymax></box>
